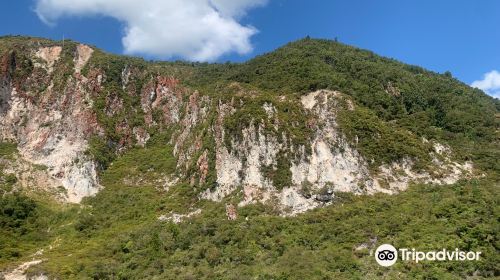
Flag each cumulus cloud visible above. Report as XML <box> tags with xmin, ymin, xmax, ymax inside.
<box><xmin>35</xmin><ymin>0</ymin><xmax>268</xmax><ymax>61</ymax></box>
<box><xmin>471</xmin><ymin>70</ymin><xmax>500</xmax><ymax>99</ymax></box>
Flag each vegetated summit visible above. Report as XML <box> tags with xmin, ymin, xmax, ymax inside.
<box><xmin>0</xmin><ymin>35</ymin><xmax>498</xmax><ymax>279</ymax></box>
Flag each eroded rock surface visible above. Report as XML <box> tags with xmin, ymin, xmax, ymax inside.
<box><xmin>2</xmin><ymin>260</ymin><xmax>46</xmax><ymax>280</ymax></box>
<box><xmin>0</xmin><ymin>43</ymin><xmax>474</xmax><ymax>212</ymax></box>
<box><xmin>1</xmin><ymin>46</ymin><xmax>100</xmax><ymax>202</ymax></box>
<box><xmin>202</xmin><ymin>90</ymin><xmax>473</xmax><ymax>215</ymax></box>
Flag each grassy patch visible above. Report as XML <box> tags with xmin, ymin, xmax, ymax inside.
<box><xmin>100</xmin><ymin>144</ymin><xmax>176</xmax><ymax>187</ymax></box>
<box><xmin>0</xmin><ymin>142</ymin><xmax>17</xmax><ymax>159</ymax></box>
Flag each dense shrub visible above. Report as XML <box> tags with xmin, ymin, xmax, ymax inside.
<box><xmin>18</xmin><ymin>178</ymin><xmax>497</xmax><ymax>279</ymax></box>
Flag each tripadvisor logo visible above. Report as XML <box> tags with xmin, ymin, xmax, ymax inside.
<box><xmin>374</xmin><ymin>244</ymin><xmax>482</xmax><ymax>267</ymax></box>
<box><xmin>375</xmin><ymin>244</ymin><xmax>398</xmax><ymax>267</ymax></box>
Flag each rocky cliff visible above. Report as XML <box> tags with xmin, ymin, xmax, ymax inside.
<box><xmin>1</xmin><ymin>36</ymin><xmax>491</xmax><ymax>214</ymax></box>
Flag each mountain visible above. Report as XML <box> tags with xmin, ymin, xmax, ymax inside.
<box><xmin>0</xmin><ymin>36</ymin><xmax>498</xmax><ymax>279</ymax></box>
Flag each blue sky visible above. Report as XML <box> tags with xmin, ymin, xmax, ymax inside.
<box><xmin>0</xmin><ymin>0</ymin><xmax>499</xmax><ymax>96</ymax></box>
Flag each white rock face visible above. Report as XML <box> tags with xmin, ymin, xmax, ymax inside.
<box><xmin>372</xmin><ymin>158</ymin><xmax>473</xmax><ymax>192</ymax></box>
<box><xmin>1</xmin><ymin>155</ymin><xmax>59</xmax><ymax>194</ymax></box>
<box><xmin>262</xmin><ymin>102</ymin><xmax>276</xmax><ymax>117</ymax></box>
<box><xmin>0</xmin><ymin>44</ymin><xmax>474</xmax><ymax>212</ymax></box>
<box><xmin>203</xmin><ymin>122</ymin><xmax>280</xmax><ymax>201</ymax></box>
<box><xmin>291</xmin><ymin>90</ymin><xmax>373</xmax><ymax>194</ymax></box>
<box><xmin>209</xmin><ymin>145</ymin><xmax>242</xmax><ymax>200</ymax></box>
<box><xmin>241</xmin><ymin>125</ymin><xmax>278</xmax><ymax>187</ymax></box>
<box><xmin>1</xmin><ymin>85</ymin><xmax>100</xmax><ymax>202</ymax></box>
<box><xmin>291</xmin><ymin>139</ymin><xmax>370</xmax><ymax>193</ymax></box>
<box><xmin>201</xmin><ymin>101</ymin><xmax>240</xmax><ymax>200</ymax></box>
<box><xmin>204</xmin><ymin>91</ymin><xmax>350</xmax><ymax>213</ymax></box>
<box><xmin>278</xmin><ymin>187</ymin><xmax>322</xmax><ymax>215</ymax></box>
<box><xmin>34</xmin><ymin>46</ymin><xmax>62</xmax><ymax>73</ymax></box>
<box><xmin>3</xmin><ymin>260</ymin><xmax>46</xmax><ymax>280</ymax></box>
<box><xmin>203</xmin><ymin>90</ymin><xmax>473</xmax><ymax>214</ymax></box>
<box><xmin>0</xmin><ymin>46</ymin><xmax>101</xmax><ymax>203</ymax></box>
<box><xmin>158</xmin><ymin>209</ymin><xmax>201</xmax><ymax>224</ymax></box>
<box><xmin>74</xmin><ymin>44</ymin><xmax>94</xmax><ymax>73</ymax></box>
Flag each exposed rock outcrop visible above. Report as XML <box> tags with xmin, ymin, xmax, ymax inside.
<box><xmin>0</xmin><ymin>42</ymin><xmax>474</xmax><ymax>212</ymax></box>
<box><xmin>1</xmin><ymin>46</ymin><xmax>101</xmax><ymax>202</ymax></box>
<box><xmin>74</xmin><ymin>44</ymin><xmax>93</xmax><ymax>73</ymax></box>
<box><xmin>226</xmin><ymin>204</ymin><xmax>237</xmax><ymax>220</ymax></box>
<box><xmin>158</xmin><ymin>209</ymin><xmax>202</xmax><ymax>224</ymax></box>
<box><xmin>202</xmin><ymin>90</ymin><xmax>473</xmax><ymax>214</ymax></box>
<box><xmin>34</xmin><ymin>46</ymin><xmax>61</xmax><ymax>73</ymax></box>
<box><xmin>2</xmin><ymin>260</ymin><xmax>46</xmax><ymax>280</ymax></box>
<box><xmin>0</xmin><ymin>50</ymin><xmax>15</xmax><ymax>115</ymax></box>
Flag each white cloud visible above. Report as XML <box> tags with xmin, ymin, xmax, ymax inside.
<box><xmin>35</xmin><ymin>0</ymin><xmax>268</xmax><ymax>61</ymax></box>
<box><xmin>471</xmin><ymin>70</ymin><xmax>500</xmax><ymax>99</ymax></box>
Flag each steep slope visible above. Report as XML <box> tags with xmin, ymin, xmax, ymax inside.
<box><xmin>0</xmin><ymin>36</ymin><xmax>497</xmax><ymax>213</ymax></box>
<box><xmin>0</xmin><ymin>36</ymin><xmax>498</xmax><ymax>279</ymax></box>
<box><xmin>194</xmin><ymin>39</ymin><xmax>499</xmax><ymax>171</ymax></box>
<box><xmin>1</xmin><ymin>42</ymin><xmax>101</xmax><ymax>202</ymax></box>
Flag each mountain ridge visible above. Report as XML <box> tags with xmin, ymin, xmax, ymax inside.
<box><xmin>0</xmin><ymin>36</ymin><xmax>497</xmax><ymax>205</ymax></box>
<box><xmin>0</xmin><ymin>35</ymin><xmax>498</xmax><ymax>279</ymax></box>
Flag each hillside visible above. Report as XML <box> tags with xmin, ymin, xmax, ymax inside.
<box><xmin>0</xmin><ymin>36</ymin><xmax>498</xmax><ymax>279</ymax></box>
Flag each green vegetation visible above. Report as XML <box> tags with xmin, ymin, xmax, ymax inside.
<box><xmin>87</xmin><ymin>136</ymin><xmax>116</xmax><ymax>170</ymax></box>
<box><xmin>0</xmin><ymin>36</ymin><xmax>499</xmax><ymax>279</ymax></box>
<box><xmin>90</xmin><ymin>80</ymin><xmax>145</xmax><ymax>144</ymax></box>
<box><xmin>262</xmin><ymin>151</ymin><xmax>293</xmax><ymax>190</ymax></box>
<box><xmin>0</xmin><ymin>142</ymin><xmax>17</xmax><ymax>159</ymax></box>
<box><xmin>100</xmin><ymin>144</ymin><xmax>176</xmax><ymax>186</ymax></box>
<box><xmin>190</xmin><ymin>38</ymin><xmax>499</xmax><ymax>172</ymax></box>
<box><xmin>223</xmin><ymin>92</ymin><xmax>313</xmax><ymax>151</ymax></box>
<box><xmin>0</xmin><ymin>142</ymin><xmax>18</xmax><ymax>192</ymax></box>
<box><xmin>0</xmin><ymin>177</ymin><xmax>496</xmax><ymax>279</ymax></box>
<box><xmin>0</xmin><ymin>192</ymin><xmax>54</xmax><ymax>267</ymax></box>
<box><xmin>4</xmin><ymin>36</ymin><xmax>495</xmax><ymax>173</ymax></box>
<box><xmin>338</xmin><ymin>107</ymin><xmax>433</xmax><ymax>170</ymax></box>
